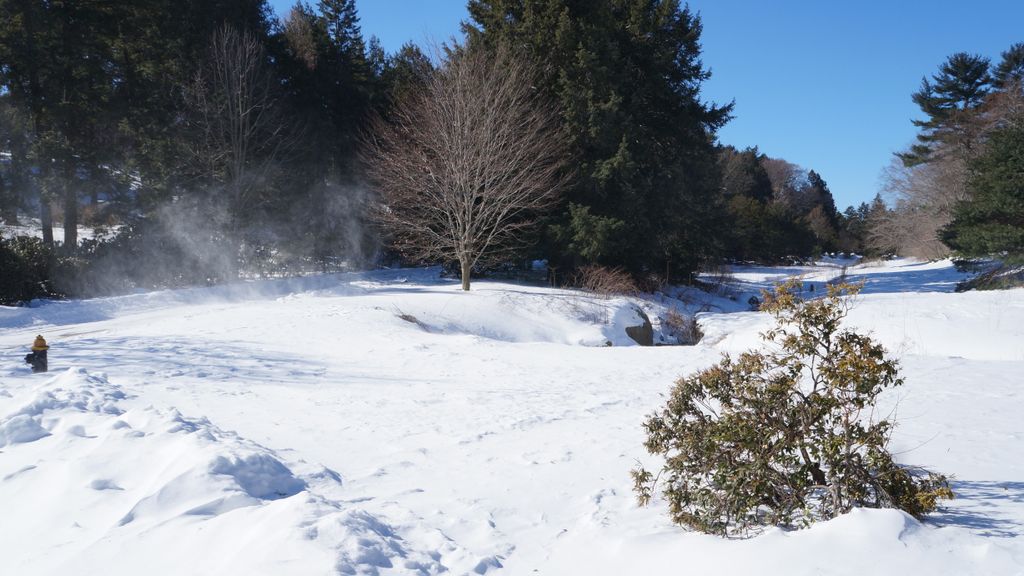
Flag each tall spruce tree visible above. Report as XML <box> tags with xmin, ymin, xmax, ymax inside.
<box><xmin>0</xmin><ymin>94</ymin><xmax>32</xmax><ymax>225</ymax></box>
<box><xmin>0</xmin><ymin>0</ymin><xmax>122</xmax><ymax>250</ymax></box>
<box><xmin>276</xmin><ymin>0</ymin><xmax>378</xmax><ymax>264</ymax></box>
<box><xmin>464</xmin><ymin>0</ymin><xmax>731</xmax><ymax>282</ymax></box>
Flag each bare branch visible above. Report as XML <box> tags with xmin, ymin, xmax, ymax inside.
<box><xmin>364</xmin><ymin>43</ymin><xmax>572</xmax><ymax>290</ymax></box>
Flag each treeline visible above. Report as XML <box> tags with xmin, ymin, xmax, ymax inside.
<box><xmin>0</xmin><ymin>0</ymin><xmax>422</xmax><ymax>300</ymax></box>
<box><xmin>873</xmin><ymin>44</ymin><xmax>1024</xmax><ymax>263</ymax></box>
<box><xmin>717</xmin><ymin>145</ymin><xmax>885</xmax><ymax>262</ymax></box>
<box><xmin>0</xmin><ymin>0</ymin><xmax>892</xmax><ymax>302</ymax></box>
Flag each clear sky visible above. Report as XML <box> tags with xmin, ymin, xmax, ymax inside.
<box><xmin>269</xmin><ymin>0</ymin><xmax>1024</xmax><ymax>210</ymax></box>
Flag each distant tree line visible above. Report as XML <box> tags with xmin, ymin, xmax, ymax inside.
<box><xmin>0</xmin><ymin>0</ymin><xmax>952</xmax><ymax>302</ymax></box>
<box><xmin>716</xmin><ymin>145</ymin><xmax>887</xmax><ymax>262</ymax></box>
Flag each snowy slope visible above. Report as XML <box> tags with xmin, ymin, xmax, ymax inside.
<box><xmin>1</xmin><ymin>259</ymin><xmax>1022</xmax><ymax>575</ymax></box>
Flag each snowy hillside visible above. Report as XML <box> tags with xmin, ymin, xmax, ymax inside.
<box><xmin>1</xmin><ymin>259</ymin><xmax>1022</xmax><ymax>575</ymax></box>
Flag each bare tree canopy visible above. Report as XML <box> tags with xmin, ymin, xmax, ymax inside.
<box><xmin>188</xmin><ymin>25</ymin><xmax>300</xmax><ymax>226</ymax></box>
<box><xmin>365</xmin><ymin>43</ymin><xmax>571</xmax><ymax>290</ymax></box>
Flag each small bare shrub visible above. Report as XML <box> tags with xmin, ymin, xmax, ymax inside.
<box><xmin>663</xmin><ymin>307</ymin><xmax>703</xmax><ymax>345</ymax></box>
<box><xmin>571</xmin><ymin>265</ymin><xmax>638</xmax><ymax>298</ymax></box>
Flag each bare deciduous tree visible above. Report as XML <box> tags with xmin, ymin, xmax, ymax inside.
<box><xmin>869</xmin><ymin>155</ymin><xmax>967</xmax><ymax>259</ymax></box>
<box><xmin>188</xmin><ymin>25</ymin><xmax>299</xmax><ymax>228</ymax></box>
<box><xmin>365</xmin><ymin>44</ymin><xmax>571</xmax><ymax>291</ymax></box>
<box><xmin>761</xmin><ymin>157</ymin><xmax>804</xmax><ymax>205</ymax></box>
<box><xmin>283</xmin><ymin>7</ymin><xmax>318</xmax><ymax>71</ymax></box>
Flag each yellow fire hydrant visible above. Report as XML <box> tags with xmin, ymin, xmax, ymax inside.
<box><xmin>24</xmin><ymin>335</ymin><xmax>49</xmax><ymax>373</ymax></box>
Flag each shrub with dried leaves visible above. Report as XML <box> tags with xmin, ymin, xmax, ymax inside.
<box><xmin>633</xmin><ymin>279</ymin><xmax>952</xmax><ymax>535</ymax></box>
<box><xmin>662</xmin><ymin>307</ymin><xmax>703</xmax><ymax>345</ymax></box>
<box><xmin>570</xmin><ymin>265</ymin><xmax>638</xmax><ymax>297</ymax></box>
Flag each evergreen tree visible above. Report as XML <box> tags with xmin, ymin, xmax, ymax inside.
<box><xmin>0</xmin><ymin>95</ymin><xmax>32</xmax><ymax>224</ymax></box>
<box><xmin>0</xmin><ymin>0</ymin><xmax>276</xmax><ymax>247</ymax></box>
<box><xmin>719</xmin><ymin>146</ymin><xmax>773</xmax><ymax>202</ymax></box>
<box><xmin>837</xmin><ymin>201</ymin><xmax>876</xmax><ymax>255</ymax></box>
<box><xmin>992</xmin><ymin>42</ymin><xmax>1024</xmax><ymax>90</ymax></box>
<box><xmin>899</xmin><ymin>53</ymin><xmax>992</xmax><ymax>166</ymax></box>
<box><xmin>465</xmin><ymin>0</ymin><xmax>732</xmax><ymax>282</ymax></box>
<box><xmin>377</xmin><ymin>42</ymin><xmax>434</xmax><ymax>109</ymax></box>
<box><xmin>0</xmin><ymin>0</ymin><xmax>122</xmax><ymax>250</ymax></box>
<box><xmin>316</xmin><ymin>0</ymin><xmax>373</xmax><ymax>165</ymax></box>
<box><xmin>276</xmin><ymin>0</ymin><xmax>378</xmax><ymax>264</ymax></box>
<box><xmin>942</xmin><ymin>121</ymin><xmax>1024</xmax><ymax>262</ymax></box>
<box><xmin>801</xmin><ymin>170</ymin><xmax>840</xmax><ymax>251</ymax></box>
<box><xmin>106</xmin><ymin>0</ymin><xmax>274</xmax><ymax>204</ymax></box>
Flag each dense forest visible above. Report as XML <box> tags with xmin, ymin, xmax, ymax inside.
<box><xmin>1</xmin><ymin>0</ymin><xmax>1021</xmax><ymax>303</ymax></box>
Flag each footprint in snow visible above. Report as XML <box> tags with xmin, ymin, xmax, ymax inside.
<box><xmin>89</xmin><ymin>478</ymin><xmax>124</xmax><ymax>491</ymax></box>
<box><xmin>66</xmin><ymin>424</ymin><xmax>96</xmax><ymax>438</ymax></box>
<box><xmin>3</xmin><ymin>465</ymin><xmax>37</xmax><ymax>481</ymax></box>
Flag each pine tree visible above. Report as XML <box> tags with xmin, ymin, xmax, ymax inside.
<box><xmin>992</xmin><ymin>42</ymin><xmax>1024</xmax><ymax>90</ymax></box>
<box><xmin>899</xmin><ymin>53</ymin><xmax>992</xmax><ymax>166</ymax></box>
<box><xmin>942</xmin><ymin>121</ymin><xmax>1024</xmax><ymax>262</ymax></box>
<box><xmin>0</xmin><ymin>95</ymin><xmax>32</xmax><ymax>225</ymax></box>
<box><xmin>465</xmin><ymin>0</ymin><xmax>731</xmax><ymax>282</ymax></box>
<box><xmin>0</xmin><ymin>0</ymin><xmax>121</xmax><ymax>250</ymax></box>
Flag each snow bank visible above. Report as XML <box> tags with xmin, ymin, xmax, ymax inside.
<box><xmin>0</xmin><ymin>369</ymin><xmax>447</xmax><ymax>576</ymax></box>
<box><xmin>546</xmin><ymin>507</ymin><xmax>1021</xmax><ymax>576</ymax></box>
<box><xmin>1</xmin><ymin>267</ymin><xmax>680</xmax><ymax>348</ymax></box>
<box><xmin>0</xmin><ymin>258</ymin><xmax>1021</xmax><ymax>575</ymax></box>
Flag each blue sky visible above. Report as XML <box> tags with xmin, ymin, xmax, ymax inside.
<box><xmin>269</xmin><ymin>0</ymin><xmax>1024</xmax><ymax>210</ymax></box>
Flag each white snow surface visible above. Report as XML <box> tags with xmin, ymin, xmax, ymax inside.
<box><xmin>1</xmin><ymin>218</ymin><xmax>109</xmax><ymax>245</ymax></box>
<box><xmin>1</xmin><ymin>259</ymin><xmax>1022</xmax><ymax>575</ymax></box>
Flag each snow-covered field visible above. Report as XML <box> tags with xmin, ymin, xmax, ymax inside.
<box><xmin>1</xmin><ymin>259</ymin><xmax>1022</xmax><ymax>575</ymax></box>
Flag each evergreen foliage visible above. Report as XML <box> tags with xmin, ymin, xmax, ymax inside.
<box><xmin>942</xmin><ymin>121</ymin><xmax>1024</xmax><ymax>263</ymax></box>
<box><xmin>716</xmin><ymin>147</ymin><xmax>843</xmax><ymax>262</ymax></box>
<box><xmin>0</xmin><ymin>0</ymin><xmax>390</xmax><ymax>294</ymax></box>
<box><xmin>0</xmin><ymin>236</ymin><xmax>58</xmax><ymax>304</ymax></box>
<box><xmin>992</xmin><ymin>42</ymin><xmax>1024</xmax><ymax>90</ymax></box>
<box><xmin>633</xmin><ymin>280</ymin><xmax>952</xmax><ymax>536</ymax></box>
<box><xmin>836</xmin><ymin>196</ymin><xmax>888</xmax><ymax>256</ymax></box>
<box><xmin>899</xmin><ymin>53</ymin><xmax>991</xmax><ymax>166</ymax></box>
<box><xmin>883</xmin><ymin>42</ymin><xmax>1024</xmax><ymax>261</ymax></box>
<box><xmin>464</xmin><ymin>0</ymin><xmax>732</xmax><ymax>282</ymax></box>
<box><xmin>1</xmin><ymin>0</ymin><xmax>1014</xmax><ymax>300</ymax></box>
<box><xmin>719</xmin><ymin>146</ymin><xmax>773</xmax><ymax>203</ymax></box>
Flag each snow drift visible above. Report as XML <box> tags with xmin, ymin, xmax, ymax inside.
<box><xmin>1</xmin><ymin>259</ymin><xmax>1022</xmax><ymax>575</ymax></box>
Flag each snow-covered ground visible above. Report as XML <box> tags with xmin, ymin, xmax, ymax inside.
<box><xmin>1</xmin><ymin>218</ymin><xmax>109</xmax><ymax>245</ymax></box>
<box><xmin>1</xmin><ymin>259</ymin><xmax>1022</xmax><ymax>575</ymax></box>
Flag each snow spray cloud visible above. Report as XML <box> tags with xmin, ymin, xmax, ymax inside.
<box><xmin>63</xmin><ymin>193</ymin><xmax>239</xmax><ymax>296</ymax></box>
<box><xmin>56</xmin><ymin>173</ymin><xmax>381</xmax><ymax>298</ymax></box>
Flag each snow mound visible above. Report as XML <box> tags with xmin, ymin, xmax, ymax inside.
<box><xmin>375</xmin><ymin>283</ymin><xmax>673</xmax><ymax>346</ymax></box>
<box><xmin>0</xmin><ymin>413</ymin><xmax>50</xmax><ymax>446</ymax></box>
<box><xmin>547</xmin><ymin>507</ymin><xmax>1020</xmax><ymax>575</ymax></box>
<box><xmin>0</xmin><ymin>369</ymin><xmax>448</xmax><ymax>576</ymax></box>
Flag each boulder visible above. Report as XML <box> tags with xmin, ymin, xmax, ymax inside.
<box><xmin>625</xmin><ymin>307</ymin><xmax>654</xmax><ymax>346</ymax></box>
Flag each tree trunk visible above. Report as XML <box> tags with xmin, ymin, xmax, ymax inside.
<box><xmin>0</xmin><ymin>174</ymin><xmax>16</xmax><ymax>224</ymax></box>
<box><xmin>41</xmin><ymin>199</ymin><xmax>53</xmax><ymax>246</ymax></box>
<box><xmin>62</xmin><ymin>167</ymin><xmax>78</xmax><ymax>252</ymax></box>
<box><xmin>460</xmin><ymin>259</ymin><xmax>471</xmax><ymax>291</ymax></box>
